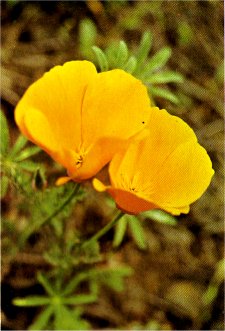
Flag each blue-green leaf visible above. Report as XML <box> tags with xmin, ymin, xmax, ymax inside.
<box><xmin>79</xmin><ymin>18</ymin><xmax>97</xmax><ymax>59</ymax></box>
<box><xmin>105</xmin><ymin>43</ymin><xmax>118</xmax><ymax>68</ymax></box>
<box><xmin>28</xmin><ymin>305</ymin><xmax>54</xmax><ymax>330</ymax></box>
<box><xmin>150</xmin><ymin>86</ymin><xmax>180</xmax><ymax>104</ymax></box>
<box><xmin>17</xmin><ymin>160</ymin><xmax>40</xmax><ymax>172</ymax></box>
<box><xmin>203</xmin><ymin>259</ymin><xmax>225</xmax><ymax>305</ymax></box>
<box><xmin>135</xmin><ymin>31</ymin><xmax>152</xmax><ymax>67</ymax></box>
<box><xmin>13</xmin><ymin>296</ymin><xmax>50</xmax><ymax>306</ymax></box>
<box><xmin>9</xmin><ymin>135</ymin><xmax>27</xmax><ymax>158</ymax></box>
<box><xmin>141</xmin><ymin>209</ymin><xmax>177</xmax><ymax>225</ymax></box>
<box><xmin>62</xmin><ymin>294</ymin><xmax>97</xmax><ymax>305</ymax></box>
<box><xmin>98</xmin><ymin>266</ymin><xmax>133</xmax><ymax>292</ymax></box>
<box><xmin>144</xmin><ymin>47</ymin><xmax>172</xmax><ymax>75</ymax></box>
<box><xmin>0</xmin><ymin>110</ymin><xmax>9</xmax><ymax>156</ymax></box>
<box><xmin>113</xmin><ymin>216</ymin><xmax>128</xmax><ymax>247</ymax></box>
<box><xmin>123</xmin><ymin>56</ymin><xmax>137</xmax><ymax>74</ymax></box>
<box><xmin>146</xmin><ymin>71</ymin><xmax>184</xmax><ymax>84</ymax></box>
<box><xmin>14</xmin><ymin>146</ymin><xmax>41</xmax><ymax>162</ymax></box>
<box><xmin>54</xmin><ymin>304</ymin><xmax>90</xmax><ymax>330</ymax></box>
<box><xmin>115</xmin><ymin>40</ymin><xmax>129</xmax><ymax>67</ymax></box>
<box><xmin>127</xmin><ymin>215</ymin><xmax>147</xmax><ymax>250</ymax></box>
<box><xmin>178</xmin><ymin>21</ymin><xmax>193</xmax><ymax>46</ymax></box>
<box><xmin>1</xmin><ymin>175</ymin><xmax>9</xmax><ymax>198</ymax></box>
<box><xmin>92</xmin><ymin>46</ymin><xmax>109</xmax><ymax>71</ymax></box>
<box><xmin>62</xmin><ymin>272</ymin><xmax>90</xmax><ymax>297</ymax></box>
<box><xmin>81</xmin><ymin>238</ymin><xmax>101</xmax><ymax>263</ymax></box>
<box><xmin>37</xmin><ymin>272</ymin><xmax>55</xmax><ymax>296</ymax></box>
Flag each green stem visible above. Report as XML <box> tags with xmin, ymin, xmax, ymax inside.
<box><xmin>19</xmin><ymin>183</ymin><xmax>80</xmax><ymax>247</ymax></box>
<box><xmin>82</xmin><ymin>211</ymin><xmax>124</xmax><ymax>248</ymax></box>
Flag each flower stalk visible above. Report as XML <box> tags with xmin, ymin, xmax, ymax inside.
<box><xmin>82</xmin><ymin>211</ymin><xmax>124</xmax><ymax>248</ymax></box>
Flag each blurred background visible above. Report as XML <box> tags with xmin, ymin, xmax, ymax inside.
<box><xmin>1</xmin><ymin>1</ymin><xmax>224</xmax><ymax>330</ymax></box>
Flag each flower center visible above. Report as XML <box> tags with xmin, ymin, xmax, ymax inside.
<box><xmin>74</xmin><ymin>146</ymin><xmax>87</xmax><ymax>169</ymax></box>
<box><xmin>74</xmin><ymin>144</ymin><xmax>92</xmax><ymax>170</ymax></box>
<box><xmin>119</xmin><ymin>173</ymin><xmax>139</xmax><ymax>193</ymax></box>
<box><xmin>130</xmin><ymin>187</ymin><xmax>138</xmax><ymax>193</ymax></box>
<box><xmin>75</xmin><ymin>154</ymin><xmax>84</xmax><ymax>168</ymax></box>
<box><xmin>119</xmin><ymin>172</ymin><xmax>153</xmax><ymax>199</ymax></box>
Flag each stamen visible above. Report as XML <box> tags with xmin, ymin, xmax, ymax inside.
<box><xmin>130</xmin><ymin>187</ymin><xmax>138</xmax><ymax>193</ymax></box>
<box><xmin>75</xmin><ymin>155</ymin><xmax>84</xmax><ymax>168</ymax></box>
<box><xmin>74</xmin><ymin>144</ymin><xmax>93</xmax><ymax>170</ymax></box>
<box><xmin>119</xmin><ymin>172</ymin><xmax>153</xmax><ymax>198</ymax></box>
<box><xmin>119</xmin><ymin>173</ymin><xmax>139</xmax><ymax>193</ymax></box>
<box><xmin>75</xmin><ymin>147</ymin><xmax>86</xmax><ymax>169</ymax></box>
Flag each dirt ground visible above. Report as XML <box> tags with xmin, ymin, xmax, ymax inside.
<box><xmin>1</xmin><ymin>1</ymin><xmax>224</xmax><ymax>330</ymax></box>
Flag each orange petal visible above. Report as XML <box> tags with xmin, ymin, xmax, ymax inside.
<box><xmin>15</xmin><ymin>62</ymin><xmax>152</xmax><ymax>181</ymax></box>
<box><xmin>107</xmin><ymin>108</ymin><xmax>214</xmax><ymax>215</ymax></box>
<box><xmin>152</xmin><ymin>140</ymin><xmax>214</xmax><ymax>212</ymax></box>
<box><xmin>23</xmin><ymin>109</ymin><xmax>58</xmax><ymax>152</ymax></box>
<box><xmin>108</xmin><ymin>188</ymin><xmax>158</xmax><ymax>215</ymax></box>
<box><xmin>15</xmin><ymin>61</ymin><xmax>97</xmax><ymax>152</ymax></box>
<box><xmin>108</xmin><ymin>128</ymin><xmax>150</xmax><ymax>187</ymax></box>
<box><xmin>93</xmin><ymin>178</ymin><xmax>157</xmax><ymax>215</ymax></box>
<box><xmin>22</xmin><ymin>109</ymin><xmax>83</xmax><ymax>174</ymax></box>
<box><xmin>135</xmin><ymin>107</ymin><xmax>198</xmax><ymax>183</ymax></box>
<box><xmin>93</xmin><ymin>178</ymin><xmax>109</xmax><ymax>192</ymax></box>
<box><xmin>55</xmin><ymin>176</ymin><xmax>72</xmax><ymax>186</ymax></box>
<box><xmin>70</xmin><ymin>137</ymin><xmax>128</xmax><ymax>181</ymax></box>
<box><xmin>82</xmin><ymin>69</ymin><xmax>151</xmax><ymax>153</ymax></box>
<box><xmin>163</xmin><ymin>205</ymin><xmax>190</xmax><ymax>216</ymax></box>
<box><xmin>109</xmin><ymin>107</ymin><xmax>210</xmax><ymax>199</ymax></box>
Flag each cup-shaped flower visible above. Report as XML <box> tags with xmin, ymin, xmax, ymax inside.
<box><xmin>15</xmin><ymin>61</ymin><xmax>151</xmax><ymax>182</ymax></box>
<box><xmin>93</xmin><ymin>107</ymin><xmax>214</xmax><ymax>215</ymax></box>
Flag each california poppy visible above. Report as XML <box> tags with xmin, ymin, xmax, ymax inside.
<box><xmin>93</xmin><ymin>107</ymin><xmax>214</xmax><ymax>215</ymax></box>
<box><xmin>15</xmin><ymin>61</ymin><xmax>151</xmax><ymax>182</ymax></box>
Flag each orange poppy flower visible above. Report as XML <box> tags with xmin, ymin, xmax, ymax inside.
<box><xmin>93</xmin><ymin>107</ymin><xmax>214</xmax><ymax>215</ymax></box>
<box><xmin>15</xmin><ymin>61</ymin><xmax>151</xmax><ymax>182</ymax></box>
